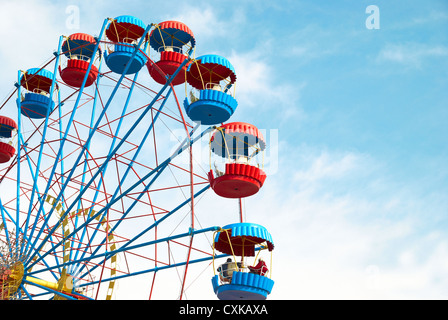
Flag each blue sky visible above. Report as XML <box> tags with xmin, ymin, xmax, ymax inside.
<box><xmin>0</xmin><ymin>0</ymin><xmax>447</xmax><ymax>299</ymax></box>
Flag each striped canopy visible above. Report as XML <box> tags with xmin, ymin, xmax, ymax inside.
<box><xmin>214</xmin><ymin>222</ymin><xmax>274</xmax><ymax>257</ymax></box>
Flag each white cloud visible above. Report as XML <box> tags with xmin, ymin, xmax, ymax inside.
<box><xmin>229</xmin><ymin>51</ymin><xmax>272</xmax><ymax>99</ymax></box>
<box><xmin>162</xmin><ymin>4</ymin><xmax>246</xmax><ymax>51</ymax></box>
<box><xmin>168</xmin><ymin>7</ymin><xmax>226</xmax><ymax>40</ymax></box>
<box><xmin>243</xmin><ymin>144</ymin><xmax>448</xmax><ymax>299</ymax></box>
<box><xmin>227</xmin><ymin>49</ymin><xmax>307</xmax><ymax>128</ymax></box>
<box><xmin>293</xmin><ymin>150</ymin><xmax>365</xmax><ymax>185</ymax></box>
<box><xmin>155</xmin><ymin>3</ymin><xmax>307</xmax><ymax>127</ymax></box>
<box><xmin>376</xmin><ymin>43</ymin><xmax>448</xmax><ymax>68</ymax></box>
<box><xmin>0</xmin><ymin>1</ymin><xmax>61</xmax><ymax>75</ymax></box>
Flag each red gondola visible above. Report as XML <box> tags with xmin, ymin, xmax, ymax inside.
<box><xmin>0</xmin><ymin>116</ymin><xmax>17</xmax><ymax>163</ymax></box>
<box><xmin>208</xmin><ymin>122</ymin><xmax>266</xmax><ymax>198</ymax></box>
<box><xmin>60</xmin><ymin>33</ymin><xmax>100</xmax><ymax>88</ymax></box>
<box><xmin>148</xmin><ymin>21</ymin><xmax>195</xmax><ymax>85</ymax></box>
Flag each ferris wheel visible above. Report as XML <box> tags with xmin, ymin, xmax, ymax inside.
<box><xmin>0</xmin><ymin>15</ymin><xmax>274</xmax><ymax>300</ymax></box>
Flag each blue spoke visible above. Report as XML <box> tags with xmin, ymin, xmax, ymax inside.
<box><xmin>23</xmin><ymin>25</ymin><xmax>150</xmax><ymax>261</ymax></box>
<box><xmin>27</xmin><ymin>225</ymin><xmax>218</xmax><ymax>278</ymax></box>
<box><xmin>70</xmin><ymin>85</ymin><xmax>174</xmax><ymax>275</ymax></box>
<box><xmin>68</xmin><ymin>59</ymin><xmax>105</xmax><ymax>274</ymax></box>
<box><xmin>26</xmin><ymin>122</ymin><xmax>209</xmax><ymax>271</ymax></box>
<box><xmin>23</xmin><ymin>18</ymin><xmax>110</xmax><ymax>259</ymax></box>
<box><xmin>1</xmin><ymin>203</ymin><xmax>60</xmax><ymax>281</ymax></box>
<box><xmin>71</xmin><ymin>122</ymin><xmax>205</xmax><ymax>276</ymax></box>
<box><xmin>77</xmin><ymin>251</ymin><xmax>231</xmax><ymax>289</ymax></box>
<box><xmin>0</xmin><ymin>198</ymin><xmax>11</xmax><ymax>254</ymax></box>
<box><xmin>17</xmin><ymin>135</ymin><xmax>61</xmax><ymax>273</ymax></box>
<box><xmin>22</xmin><ymin>36</ymin><xmax>63</xmax><ymax>259</ymax></box>
<box><xmin>15</xmin><ymin>70</ymin><xmax>22</xmax><ymax>260</ymax></box>
<box><xmin>19</xmin><ymin>284</ymin><xmax>33</xmax><ymax>300</ymax></box>
<box><xmin>75</xmin><ymin>180</ymin><xmax>210</xmax><ymax>279</ymax></box>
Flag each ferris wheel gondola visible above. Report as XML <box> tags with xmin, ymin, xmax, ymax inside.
<box><xmin>208</xmin><ymin>122</ymin><xmax>267</xmax><ymax>198</ymax></box>
<box><xmin>0</xmin><ymin>116</ymin><xmax>17</xmax><ymax>163</ymax></box>
<box><xmin>148</xmin><ymin>20</ymin><xmax>195</xmax><ymax>86</ymax></box>
<box><xmin>104</xmin><ymin>15</ymin><xmax>149</xmax><ymax>75</ymax></box>
<box><xmin>16</xmin><ymin>68</ymin><xmax>57</xmax><ymax>119</ymax></box>
<box><xmin>59</xmin><ymin>33</ymin><xmax>100</xmax><ymax>88</ymax></box>
<box><xmin>184</xmin><ymin>54</ymin><xmax>238</xmax><ymax>125</ymax></box>
<box><xmin>211</xmin><ymin>222</ymin><xmax>275</xmax><ymax>300</ymax></box>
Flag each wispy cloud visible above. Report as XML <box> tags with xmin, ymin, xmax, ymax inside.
<box><xmin>227</xmin><ymin>48</ymin><xmax>307</xmax><ymax>129</ymax></box>
<box><xmin>162</xmin><ymin>4</ymin><xmax>246</xmax><ymax>53</ymax></box>
<box><xmin>293</xmin><ymin>150</ymin><xmax>366</xmax><ymax>186</ymax></box>
<box><xmin>248</xmin><ymin>143</ymin><xmax>448</xmax><ymax>299</ymax></box>
<box><xmin>376</xmin><ymin>42</ymin><xmax>448</xmax><ymax>69</ymax></box>
<box><xmin>166</xmin><ymin>7</ymin><xmax>227</xmax><ymax>40</ymax></box>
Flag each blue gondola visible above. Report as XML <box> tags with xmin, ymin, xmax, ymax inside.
<box><xmin>16</xmin><ymin>68</ymin><xmax>56</xmax><ymax>119</ymax></box>
<box><xmin>104</xmin><ymin>15</ymin><xmax>148</xmax><ymax>75</ymax></box>
<box><xmin>211</xmin><ymin>222</ymin><xmax>274</xmax><ymax>300</ymax></box>
<box><xmin>184</xmin><ymin>54</ymin><xmax>238</xmax><ymax>125</ymax></box>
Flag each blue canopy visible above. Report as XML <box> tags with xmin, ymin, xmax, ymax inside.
<box><xmin>106</xmin><ymin>15</ymin><xmax>146</xmax><ymax>42</ymax></box>
<box><xmin>214</xmin><ymin>222</ymin><xmax>274</xmax><ymax>256</ymax></box>
<box><xmin>186</xmin><ymin>54</ymin><xmax>237</xmax><ymax>89</ymax></box>
<box><xmin>22</xmin><ymin>68</ymin><xmax>54</xmax><ymax>81</ymax></box>
<box><xmin>20</xmin><ymin>68</ymin><xmax>57</xmax><ymax>92</ymax></box>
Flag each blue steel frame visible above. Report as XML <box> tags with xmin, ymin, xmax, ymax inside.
<box><xmin>0</xmin><ymin>17</ymin><xmax>224</xmax><ymax>300</ymax></box>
